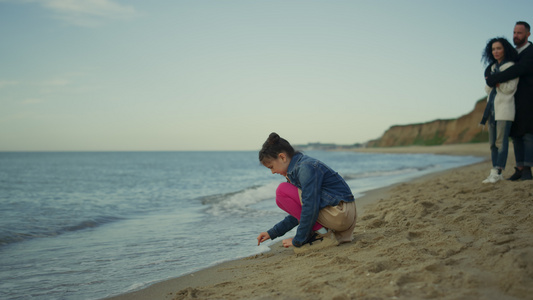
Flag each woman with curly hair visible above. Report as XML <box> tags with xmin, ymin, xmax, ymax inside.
<box><xmin>480</xmin><ymin>37</ymin><xmax>519</xmax><ymax>183</ymax></box>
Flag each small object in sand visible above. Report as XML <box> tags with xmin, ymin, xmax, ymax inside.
<box><xmin>293</xmin><ymin>230</ymin><xmax>339</xmax><ymax>254</ymax></box>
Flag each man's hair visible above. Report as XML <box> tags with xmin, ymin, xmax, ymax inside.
<box><xmin>516</xmin><ymin>21</ymin><xmax>531</xmax><ymax>32</ymax></box>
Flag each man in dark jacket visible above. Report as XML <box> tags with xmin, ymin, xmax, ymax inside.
<box><xmin>486</xmin><ymin>21</ymin><xmax>533</xmax><ymax>181</ymax></box>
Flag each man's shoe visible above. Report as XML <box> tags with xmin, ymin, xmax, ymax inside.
<box><xmin>293</xmin><ymin>231</ymin><xmax>339</xmax><ymax>254</ymax></box>
<box><xmin>521</xmin><ymin>167</ymin><xmax>532</xmax><ymax>180</ymax></box>
<box><xmin>507</xmin><ymin>167</ymin><xmax>523</xmax><ymax>181</ymax></box>
<box><xmin>482</xmin><ymin>169</ymin><xmax>503</xmax><ymax>184</ymax></box>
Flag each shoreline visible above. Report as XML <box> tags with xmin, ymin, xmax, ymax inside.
<box><xmin>351</xmin><ymin>143</ymin><xmax>492</xmax><ymax>157</ymax></box>
<box><xmin>105</xmin><ymin>143</ymin><xmax>533</xmax><ymax>300</ymax></box>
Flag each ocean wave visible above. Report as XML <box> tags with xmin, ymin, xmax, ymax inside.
<box><xmin>60</xmin><ymin>216</ymin><xmax>124</xmax><ymax>232</ymax></box>
<box><xmin>0</xmin><ymin>215</ymin><xmax>124</xmax><ymax>247</ymax></box>
<box><xmin>342</xmin><ymin>165</ymin><xmax>438</xmax><ymax>180</ymax></box>
<box><xmin>197</xmin><ymin>165</ymin><xmax>439</xmax><ymax>217</ymax></box>
<box><xmin>197</xmin><ymin>181</ymin><xmax>281</xmax><ymax>217</ymax></box>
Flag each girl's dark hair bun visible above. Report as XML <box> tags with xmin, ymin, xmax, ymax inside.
<box><xmin>259</xmin><ymin>132</ymin><xmax>297</xmax><ymax>163</ymax></box>
<box><xmin>267</xmin><ymin>132</ymin><xmax>280</xmax><ymax>145</ymax></box>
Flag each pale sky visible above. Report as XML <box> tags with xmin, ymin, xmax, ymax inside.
<box><xmin>1</xmin><ymin>0</ymin><xmax>532</xmax><ymax>151</ymax></box>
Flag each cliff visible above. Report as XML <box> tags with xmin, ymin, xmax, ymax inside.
<box><xmin>367</xmin><ymin>98</ymin><xmax>488</xmax><ymax>147</ymax></box>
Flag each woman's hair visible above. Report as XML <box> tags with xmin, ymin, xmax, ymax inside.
<box><xmin>482</xmin><ymin>37</ymin><xmax>518</xmax><ymax>66</ymax></box>
<box><xmin>258</xmin><ymin>132</ymin><xmax>298</xmax><ymax>163</ymax></box>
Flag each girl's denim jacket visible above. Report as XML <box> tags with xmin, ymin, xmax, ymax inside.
<box><xmin>267</xmin><ymin>153</ymin><xmax>354</xmax><ymax>247</ymax></box>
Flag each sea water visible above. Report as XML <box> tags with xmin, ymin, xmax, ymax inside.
<box><xmin>0</xmin><ymin>150</ymin><xmax>483</xmax><ymax>300</ymax></box>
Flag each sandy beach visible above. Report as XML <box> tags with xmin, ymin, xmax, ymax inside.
<box><xmin>106</xmin><ymin>143</ymin><xmax>533</xmax><ymax>300</ymax></box>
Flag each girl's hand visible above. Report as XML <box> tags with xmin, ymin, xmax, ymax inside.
<box><xmin>282</xmin><ymin>238</ymin><xmax>293</xmax><ymax>248</ymax></box>
<box><xmin>257</xmin><ymin>232</ymin><xmax>271</xmax><ymax>245</ymax></box>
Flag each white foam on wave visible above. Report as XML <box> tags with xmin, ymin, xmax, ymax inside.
<box><xmin>205</xmin><ymin>181</ymin><xmax>281</xmax><ymax>217</ymax></box>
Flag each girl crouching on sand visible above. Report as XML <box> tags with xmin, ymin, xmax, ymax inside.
<box><xmin>256</xmin><ymin>133</ymin><xmax>357</xmax><ymax>253</ymax></box>
<box><xmin>480</xmin><ymin>37</ymin><xmax>519</xmax><ymax>183</ymax></box>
